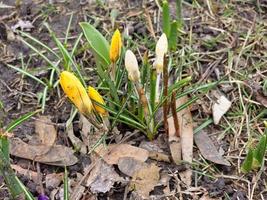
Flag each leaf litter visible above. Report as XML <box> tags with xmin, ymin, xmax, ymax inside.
<box><xmin>9</xmin><ymin>116</ymin><xmax>78</xmax><ymax>166</ymax></box>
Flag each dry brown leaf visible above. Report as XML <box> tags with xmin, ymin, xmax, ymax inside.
<box><xmin>212</xmin><ymin>94</ymin><xmax>231</xmax><ymax>124</ymax></box>
<box><xmin>70</xmin><ymin>185</ymin><xmax>86</xmax><ymax>200</ymax></box>
<box><xmin>67</xmin><ymin>123</ymin><xmax>87</xmax><ymax>154</ymax></box>
<box><xmin>80</xmin><ymin>115</ymin><xmax>103</xmax><ymax>150</ymax></box>
<box><xmin>45</xmin><ymin>173</ymin><xmax>64</xmax><ymax>188</ymax></box>
<box><xmin>118</xmin><ymin>157</ymin><xmax>145</xmax><ymax>177</ymax></box>
<box><xmin>255</xmin><ymin>92</ymin><xmax>267</xmax><ymax>108</ymax></box>
<box><xmin>10</xmin><ymin>138</ymin><xmax>78</xmax><ymax>166</ymax></box>
<box><xmin>168</xmin><ymin>116</ymin><xmax>181</xmax><ymax>164</ymax></box>
<box><xmin>35</xmin><ymin>116</ymin><xmax>57</xmax><ymax>146</ymax></box>
<box><xmin>177</xmin><ymin>96</ymin><xmax>193</xmax><ymax>186</ymax></box>
<box><xmin>11</xmin><ymin>164</ymin><xmax>38</xmax><ymax>183</ymax></box>
<box><xmin>86</xmin><ymin>159</ymin><xmax>123</xmax><ymax>193</ymax></box>
<box><xmin>194</xmin><ymin>131</ymin><xmax>231</xmax><ymax>166</ymax></box>
<box><xmin>130</xmin><ymin>163</ymin><xmax>160</xmax><ymax>199</ymax></box>
<box><xmin>94</xmin><ymin>143</ymin><xmax>149</xmax><ymax>165</ymax></box>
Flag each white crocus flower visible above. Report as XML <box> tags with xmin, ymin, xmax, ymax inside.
<box><xmin>125</xmin><ymin>50</ymin><xmax>140</xmax><ymax>82</ymax></box>
<box><xmin>154</xmin><ymin>33</ymin><xmax>168</xmax><ymax>74</ymax></box>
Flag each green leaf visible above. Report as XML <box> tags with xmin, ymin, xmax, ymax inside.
<box><xmin>162</xmin><ymin>0</ymin><xmax>171</xmax><ymax>37</ymax></box>
<box><xmin>7</xmin><ymin>64</ymin><xmax>47</xmax><ymax>86</ymax></box>
<box><xmin>80</xmin><ymin>22</ymin><xmax>110</xmax><ymax>68</ymax></box>
<box><xmin>0</xmin><ymin>149</ymin><xmax>24</xmax><ymax>198</ymax></box>
<box><xmin>169</xmin><ymin>20</ymin><xmax>178</xmax><ymax>51</ymax></box>
<box><xmin>0</xmin><ymin>135</ymin><xmax>9</xmax><ymax>163</ymax></box>
<box><xmin>253</xmin><ymin>134</ymin><xmax>267</xmax><ymax>167</ymax></box>
<box><xmin>64</xmin><ymin>167</ymin><xmax>69</xmax><ymax>200</ymax></box>
<box><xmin>5</xmin><ymin>109</ymin><xmax>41</xmax><ymax>132</ymax></box>
<box><xmin>175</xmin><ymin>0</ymin><xmax>183</xmax><ymax>29</ymax></box>
<box><xmin>241</xmin><ymin>148</ymin><xmax>254</xmax><ymax>173</ymax></box>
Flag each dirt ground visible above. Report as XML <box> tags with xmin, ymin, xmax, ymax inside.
<box><xmin>0</xmin><ymin>0</ymin><xmax>267</xmax><ymax>199</ymax></box>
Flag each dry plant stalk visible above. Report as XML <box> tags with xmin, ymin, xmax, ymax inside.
<box><xmin>163</xmin><ymin>55</ymin><xmax>169</xmax><ymax>134</ymax></box>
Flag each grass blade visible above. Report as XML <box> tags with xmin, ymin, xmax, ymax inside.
<box><xmin>5</xmin><ymin>109</ymin><xmax>41</xmax><ymax>132</ymax></box>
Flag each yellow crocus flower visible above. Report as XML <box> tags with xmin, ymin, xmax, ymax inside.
<box><xmin>109</xmin><ymin>29</ymin><xmax>122</xmax><ymax>63</ymax></box>
<box><xmin>59</xmin><ymin>71</ymin><xmax>92</xmax><ymax>116</ymax></box>
<box><xmin>88</xmin><ymin>86</ymin><xmax>107</xmax><ymax>116</ymax></box>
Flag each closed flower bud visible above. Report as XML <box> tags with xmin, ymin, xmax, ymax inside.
<box><xmin>109</xmin><ymin>29</ymin><xmax>122</xmax><ymax>63</ymax></box>
<box><xmin>125</xmin><ymin>50</ymin><xmax>140</xmax><ymax>82</ymax></box>
<box><xmin>88</xmin><ymin>86</ymin><xmax>107</xmax><ymax>116</ymax></box>
<box><xmin>60</xmin><ymin>71</ymin><xmax>92</xmax><ymax>116</ymax></box>
<box><xmin>155</xmin><ymin>33</ymin><xmax>168</xmax><ymax>73</ymax></box>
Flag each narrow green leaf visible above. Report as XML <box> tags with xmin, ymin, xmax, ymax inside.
<box><xmin>80</xmin><ymin>22</ymin><xmax>110</xmax><ymax>68</ymax></box>
<box><xmin>19</xmin><ymin>31</ymin><xmax>60</xmax><ymax>59</ymax></box>
<box><xmin>0</xmin><ymin>135</ymin><xmax>9</xmax><ymax>162</ymax></box>
<box><xmin>7</xmin><ymin>64</ymin><xmax>47</xmax><ymax>86</ymax></box>
<box><xmin>253</xmin><ymin>135</ymin><xmax>267</xmax><ymax>166</ymax></box>
<box><xmin>64</xmin><ymin>167</ymin><xmax>69</xmax><ymax>200</ymax></box>
<box><xmin>15</xmin><ymin>177</ymin><xmax>35</xmax><ymax>200</ymax></box>
<box><xmin>169</xmin><ymin>20</ymin><xmax>178</xmax><ymax>50</ymax></box>
<box><xmin>241</xmin><ymin>148</ymin><xmax>254</xmax><ymax>173</ymax></box>
<box><xmin>162</xmin><ymin>0</ymin><xmax>171</xmax><ymax>37</ymax></box>
<box><xmin>175</xmin><ymin>0</ymin><xmax>183</xmax><ymax>29</ymax></box>
<box><xmin>0</xmin><ymin>149</ymin><xmax>24</xmax><ymax>198</ymax></box>
<box><xmin>19</xmin><ymin>37</ymin><xmax>60</xmax><ymax>73</ymax></box>
<box><xmin>5</xmin><ymin>109</ymin><xmax>41</xmax><ymax>132</ymax></box>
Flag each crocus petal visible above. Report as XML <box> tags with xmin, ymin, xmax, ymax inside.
<box><xmin>88</xmin><ymin>86</ymin><xmax>107</xmax><ymax>116</ymax></box>
<box><xmin>155</xmin><ymin>33</ymin><xmax>168</xmax><ymax>73</ymax></box>
<box><xmin>60</xmin><ymin>71</ymin><xmax>92</xmax><ymax>116</ymax></box>
<box><xmin>125</xmin><ymin>50</ymin><xmax>140</xmax><ymax>82</ymax></box>
<box><xmin>109</xmin><ymin>29</ymin><xmax>122</xmax><ymax>63</ymax></box>
<box><xmin>156</xmin><ymin>33</ymin><xmax>168</xmax><ymax>58</ymax></box>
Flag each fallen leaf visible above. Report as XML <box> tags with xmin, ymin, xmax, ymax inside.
<box><xmin>168</xmin><ymin>116</ymin><xmax>181</xmax><ymax>164</ymax></box>
<box><xmin>35</xmin><ymin>116</ymin><xmax>57</xmax><ymax>146</ymax></box>
<box><xmin>194</xmin><ymin>130</ymin><xmax>231</xmax><ymax>166</ymax></box>
<box><xmin>212</xmin><ymin>94</ymin><xmax>231</xmax><ymax>124</ymax></box>
<box><xmin>130</xmin><ymin>163</ymin><xmax>160</xmax><ymax>199</ymax></box>
<box><xmin>70</xmin><ymin>185</ymin><xmax>86</xmax><ymax>200</ymax></box>
<box><xmin>255</xmin><ymin>92</ymin><xmax>267</xmax><ymax>108</ymax></box>
<box><xmin>10</xmin><ymin>138</ymin><xmax>78</xmax><ymax>166</ymax></box>
<box><xmin>118</xmin><ymin>157</ymin><xmax>145</xmax><ymax>177</ymax></box>
<box><xmin>66</xmin><ymin>123</ymin><xmax>87</xmax><ymax>154</ymax></box>
<box><xmin>45</xmin><ymin>173</ymin><xmax>64</xmax><ymax>188</ymax></box>
<box><xmin>177</xmin><ymin>96</ymin><xmax>194</xmax><ymax>186</ymax></box>
<box><xmin>11</xmin><ymin>164</ymin><xmax>38</xmax><ymax>183</ymax></box>
<box><xmin>139</xmin><ymin>141</ymin><xmax>170</xmax><ymax>162</ymax></box>
<box><xmin>86</xmin><ymin>159</ymin><xmax>123</xmax><ymax>193</ymax></box>
<box><xmin>94</xmin><ymin>143</ymin><xmax>149</xmax><ymax>165</ymax></box>
<box><xmin>80</xmin><ymin>115</ymin><xmax>103</xmax><ymax>150</ymax></box>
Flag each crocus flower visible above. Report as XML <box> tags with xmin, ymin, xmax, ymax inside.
<box><xmin>60</xmin><ymin>71</ymin><xmax>92</xmax><ymax>116</ymax></box>
<box><xmin>109</xmin><ymin>29</ymin><xmax>122</xmax><ymax>63</ymax></box>
<box><xmin>154</xmin><ymin>33</ymin><xmax>168</xmax><ymax>73</ymax></box>
<box><xmin>88</xmin><ymin>86</ymin><xmax>107</xmax><ymax>116</ymax></box>
<box><xmin>38</xmin><ymin>194</ymin><xmax>49</xmax><ymax>200</ymax></box>
<box><xmin>125</xmin><ymin>50</ymin><xmax>140</xmax><ymax>82</ymax></box>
